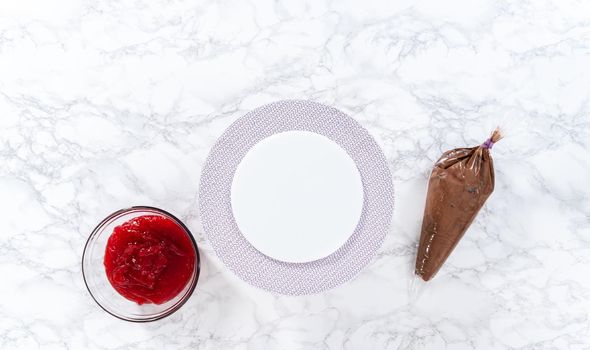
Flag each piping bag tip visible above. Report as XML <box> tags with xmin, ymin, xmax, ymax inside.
<box><xmin>408</xmin><ymin>273</ymin><xmax>427</xmax><ymax>306</ymax></box>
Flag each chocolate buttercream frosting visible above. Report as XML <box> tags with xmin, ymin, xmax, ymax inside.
<box><xmin>415</xmin><ymin>129</ymin><xmax>502</xmax><ymax>281</ymax></box>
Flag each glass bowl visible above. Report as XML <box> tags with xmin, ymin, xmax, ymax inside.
<box><xmin>82</xmin><ymin>206</ymin><xmax>200</xmax><ymax>322</ymax></box>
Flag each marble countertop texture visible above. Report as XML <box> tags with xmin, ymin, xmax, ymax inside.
<box><xmin>1</xmin><ymin>0</ymin><xmax>589</xmax><ymax>349</ymax></box>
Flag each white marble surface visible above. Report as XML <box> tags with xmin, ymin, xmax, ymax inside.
<box><xmin>1</xmin><ymin>0</ymin><xmax>589</xmax><ymax>348</ymax></box>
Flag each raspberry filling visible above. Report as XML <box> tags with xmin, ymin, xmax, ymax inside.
<box><xmin>103</xmin><ymin>215</ymin><xmax>196</xmax><ymax>305</ymax></box>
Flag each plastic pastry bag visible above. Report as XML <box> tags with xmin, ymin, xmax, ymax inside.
<box><xmin>415</xmin><ymin>128</ymin><xmax>502</xmax><ymax>281</ymax></box>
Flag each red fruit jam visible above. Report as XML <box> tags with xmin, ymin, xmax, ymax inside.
<box><xmin>103</xmin><ymin>215</ymin><xmax>196</xmax><ymax>305</ymax></box>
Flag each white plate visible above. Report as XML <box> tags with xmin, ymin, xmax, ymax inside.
<box><xmin>230</xmin><ymin>130</ymin><xmax>364</xmax><ymax>263</ymax></box>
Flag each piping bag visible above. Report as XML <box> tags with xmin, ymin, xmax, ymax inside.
<box><xmin>415</xmin><ymin>128</ymin><xmax>502</xmax><ymax>281</ymax></box>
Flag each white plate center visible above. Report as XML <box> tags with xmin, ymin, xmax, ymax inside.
<box><xmin>230</xmin><ymin>130</ymin><xmax>364</xmax><ymax>263</ymax></box>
